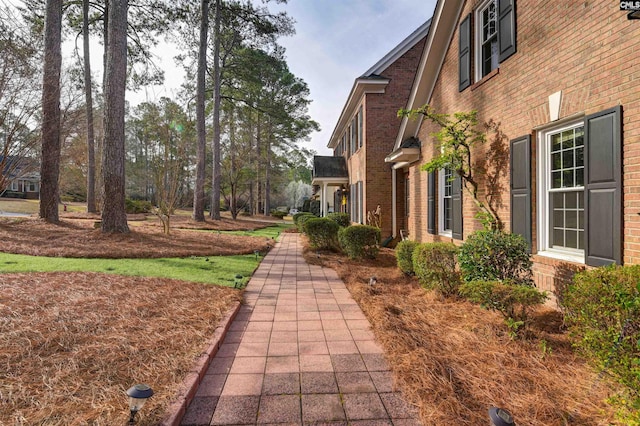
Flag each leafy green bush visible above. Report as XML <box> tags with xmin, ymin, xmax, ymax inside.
<box><xmin>297</xmin><ymin>213</ymin><xmax>318</xmax><ymax>234</ymax></box>
<box><xmin>270</xmin><ymin>210</ymin><xmax>287</xmax><ymax>219</ymax></box>
<box><xmin>326</xmin><ymin>212</ymin><xmax>351</xmax><ymax>228</ymax></box>
<box><xmin>125</xmin><ymin>198</ymin><xmax>153</xmax><ymax>214</ymax></box>
<box><xmin>458</xmin><ymin>230</ymin><xmax>533</xmax><ymax>285</ymax></box>
<box><xmin>395</xmin><ymin>240</ymin><xmax>418</xmax><ymax>275</ymax></box>
<box><xmin>562</xmin><ymin>265</ymin><xmax>640</xmax><ymax>423</ymax></box>
<box><xmin>412</xmin><ymin>242</ymin><xmax>460</xmax><ymax>296</ymax></box>
<box><xmin>293</xmin><ymin>212</ymin><xmax>315</xmax><ymax>228</ymax></box>
<box><xmin>304</xmin><ymin>217</ymin><xmax>340</xmax><ymax>251</ymax></box>
<box><xmin>460</xmin><ymin>280</ymin><xmax>547</xmax><ymax>329</ymax></box>
<box><xmin>338</xmin><ymin>225</ymin><xmax>380</xmax><ymax>259</ymax></box>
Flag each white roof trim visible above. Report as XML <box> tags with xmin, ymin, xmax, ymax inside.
<box><xmin>393</xmin><ymin>0</ymin><xmax>465</xmax><ymax>152</ymax></box>
<box><xmin>327</xmin><ymin>78</ymin><xmax>389</xmax><ymax>149</ymax></box>
<box><xmin>362</xmin><ymin>19</ymin><xmax>432</xmax><ymax>77</ymax></box>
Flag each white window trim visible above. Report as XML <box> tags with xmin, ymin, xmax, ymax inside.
<box><xmin>536</xmin><ymin>118</ymin><xmax>585</xmax><ymax>264</ymax></box>
<box><xmin>438</xmin><ymin>169</ymin><xmax>453</xmax><ymax>237</ymax></box>
<box><xmin>474</xmin><ymin>0</ymin><xmax>498</xmax><ymax>82</ymax></box>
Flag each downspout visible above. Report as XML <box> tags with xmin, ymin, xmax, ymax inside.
<box><xmin>391</xmin><ymin>167</ymin><xmax>397</xmax><ymax>238</ymax></box>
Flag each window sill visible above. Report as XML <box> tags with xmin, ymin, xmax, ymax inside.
<box><xmin>471</xmin><ymin>68</ymin><xmax>499</xmax><ymax>91</ymax></box>
<box><xmin>536</xmin><ymin>250</ymin><xmax>584</xmax><ymax>265</ymax></box>
<box><xmin>439</xmin><ymin>230</ymin><xmax>453</xmax><ymax>238</ymax></box>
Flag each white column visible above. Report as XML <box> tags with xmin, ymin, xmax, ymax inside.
<box><xmin>322</xmin><ymin>183</ymin><xmax>328</xmax><ymax>217</ymax></box>
<box><xmin>391</xmin><ymin>167</ymin><xmax>397</xmax><ymax>238</ymax></box>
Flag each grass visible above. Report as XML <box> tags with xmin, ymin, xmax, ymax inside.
<box><xmin>0</xmin><ymin>252</ymin><xmax>260</xmax><ymax>287</ymax></box>
<box><xmin>0</xmin><ymin>199</ymin><xmax>85</xmax><ymax>214</ymax></box>
<box><xmin>220</xmin><ymin>223</ymin><xmax>291</xmax><ymax>239</ymax></box>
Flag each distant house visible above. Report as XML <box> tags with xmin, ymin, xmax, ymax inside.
<box><xmin>312</xmin><ymin>19</ymin><xmax>431</xmax><ymax>241</ymax></box>
<box><xmin>1</xmin><ymin>156</ymin><xmax>40</xmax><ymax>199</ymax></box>
<box><xmin>389</xmin><ymin>0</ymin><xmax>640</xmax><ymax>295</ymax></box>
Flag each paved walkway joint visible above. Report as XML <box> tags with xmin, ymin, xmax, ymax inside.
<box><xmin>181</xmin><ymin>234</ymin><xmax>421</xmax><ymax>426</ymax></box>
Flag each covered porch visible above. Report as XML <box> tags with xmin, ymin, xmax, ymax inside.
<box><xmin>311</xmin><ymin>156</ymin><xmax>349</xmax><ymax>217</ymax></box>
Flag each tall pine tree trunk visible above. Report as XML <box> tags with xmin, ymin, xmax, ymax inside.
<box><xmin>210</xmin><ymin>0</ymin><xmax>221</xmax><ymax>220</ymax></box>
<box><xmin>83</xmin><ymin>0</ymin><xmax>97</xmax><ymax>213</ymax></box>
<box><xmin>40</xmin><ymin>0</ymin><xmax>63</xmax><ymax>223</ymax></box>
<box><xmin>264</xmin><ymin>133</ymin><xmax>271</xmax><ymax>216</ymax></box>
<box><xmin>192</xmin><ymin>0</ymin><xmax>208</xmax><ymax>221</ymax></box>
<box><xmin>101</xmin><ymin>0</ymin><xmax>129</xmax><ymax>233</ymax></box>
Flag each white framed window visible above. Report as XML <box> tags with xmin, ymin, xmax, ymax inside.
<box><xmin>475</xmin><ymin>0</ymin><xmax>498</xmax><ymax>81</ymax></box>
<box><xmin>439</xmin><ymin>168</ymin><xmax>453</xmax><ymax>236</ymax></box>
<box><xmin>357</xmin><ymin>106</ymin><xmax>363</xmax><ymax>149</ymax></box>
<box><xmin>537</xmin><ymin>120</ymin><xmax>585</xmax><ymax>262</ymax></box>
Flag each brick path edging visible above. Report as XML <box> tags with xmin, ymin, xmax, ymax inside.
<box><xmin>160</xmin><ymin>301</ymin><xmax>242</xmax><ymax>426</ymax></box>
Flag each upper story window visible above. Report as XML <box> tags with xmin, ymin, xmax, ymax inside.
<box><xmin>357</xmin><ymin>106</ymin><xmax>363</xmax><ymax>149</ymax></box>
<box><xmin>476</xmin><ymin>0</ymin><xmax>498</xmax><ymax>80</ymax></box>
<box><xmin>459</xmin><ymin>0</ymin><xmax>516</xmax><ymax>91</ymax></box>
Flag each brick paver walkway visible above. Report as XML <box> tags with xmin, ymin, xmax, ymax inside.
<box><xmin>181</xmin><ymin>233</ymin><xmax>420</xmax><ymax>425</ymax></box>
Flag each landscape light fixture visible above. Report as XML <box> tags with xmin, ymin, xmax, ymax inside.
<box><xmin>489</xmin><ymin>407</ymin><xmax>515</xmax><ymax>426</ymax></box>
<box><xmin>254</xmin><ymin>250</ymin><xmax>260</xmax><ymax>260</ymax></box>
<box><xmin>234</xmin><ymin>274</ymin><xmax>243</xmax><ymax>288</ymax></box>
<box><xmin>126</xmin><ymin>384</ymin><xmax>153</xmax><ymax>424</ymax></box>
<box><xmin>369</xmin><ymin>276</ymin><xmax>377</xmax><ymax>286</ymax></box>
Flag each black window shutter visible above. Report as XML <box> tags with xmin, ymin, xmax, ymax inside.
<box><xmin>458</xmin><ymin>14</ymin><xmax>471</xmax><ymax>91</ymax></box>
<box><xmin>359</xmin><ymin>181</ymin><xmax>363</xmax><ymax>224</ymax></box>
<box><xmin>452</xmin><ymin>173</ymin><xmax>463</xmax><ymax>240</ymax></box>
<box><xmin>584</xmin><ymin>106</ymin><xmax>622</xmax><ymax>266</ymax></box>
<box><xmin>428</xmin><ymin>171</ymin><xmax>436</xmax><ymax>234</ymax></box>
<box><xmin>510</xmin><ymin>135</ymin><xmax>531</xmax><ymax>251</ymax></box>
<box><xmin>498</xmin><ymin>0</ymin><xmax>516</xmax><ymax>62</ymax></box>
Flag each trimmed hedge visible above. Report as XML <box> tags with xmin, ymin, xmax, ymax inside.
<box><xmin>338</xmin><ymin>225</ymin><xmax>380</xmax><ymax>259</ymax></box>
<box><xmin>293</xmin><ymin>212</ymin><xmax>315</xmax><ymax>227</ymax></box>
<box><xmin>562</xmin><ymin>265</ymin><xmax>640</xmax><ymax>423</ymax></box>
<box><xmin>125</xmin><ymin>198</ymin><xmax>153</xmax><ymax>214</ymax></box>
<box><xmin>412</xmin><ymin>242</ymin><xmax>460</xmax><ymax>297</ymax></box>
<box><xmin>270</xmin><ymin>210</ymin><xmax>287</xmax><ymax>219</ymax></box>
<box><xmin>458</xmin><ymin>230</ymin><xmax>533</xmax><ymax>285</ymax></box>
<box><xmin>459</xmin><ymin>280</ymin><xmax>547</xmax><ymax>324</ymax></box>
<box><xmin>305</xmin><ymin>217</ymin><xmax>340</xmax><ymax>250</ymax></box>
<box><xmin>326</xmin><ymin>212</ymin><xmax>351</xmax><ymax>228</ymax></box>
<box><xmin>395</xmin><ymin>240</ymin><xmax>418</xmax><ymax>275</ymax></box>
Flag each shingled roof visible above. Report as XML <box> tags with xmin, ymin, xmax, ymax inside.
<box><xmin>312</xmin><ymin>155</ymin><xmax>348</xmax><ymax>179</ymax></box>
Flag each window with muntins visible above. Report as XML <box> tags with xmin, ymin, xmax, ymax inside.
<box><xmin>476</xmin><ymin>0</ymin><xmax>498</xmax><ymax>80</ymax></box>
<box><xmin>442</xmin><ymin>168</ymin><xmax>453</xmax><ymax>232</ymax></box>
<box><xmin>538</xmin><ymin>121</ymin><xmax>585</xmax><ymax>259</ymax></box>
<box><xmin>357</xmin><ymin>106</ymin><xmax>363</xmax><ymax>149</ymax></box>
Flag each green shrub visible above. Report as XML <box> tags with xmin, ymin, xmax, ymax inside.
<box><xmin>270</xmin><ymin>210</ymin><xmax>287</xmax><ymax>219</ymax></box>
<box><xmin>326</xmin><ymin>212</ymin><xmax>351</xmax><ymax>228</ymax></box>
<box><xmin>458</xmin><ymin>230</ymin><xmax>533</xmax><ymax>285</ymax></box>
<box><xmin>125</xmin><ymin>198</ymin><xmax>153</xmax><ymax>214</ymax></box>
<box><xmin>562</xmin><ymin>265</ymin><xmax>640</xmax><ymax>423</ymax></box>
<box><xmin>305</xmin><ymin>217</ymin><xmax>340</xmax><ymax>251</ymax></box>
<box><xmin>460</xmin><ymin>280</ymin><xmax>547</xmax><ymax>329</ymax></box>
<box><xmin>412</xmin><ymin>242</ymin><xmax>460</xmax><ymax>296</ymax></box>
<box><xmin>293</xmin><ymin>212</ymin><xmax>315</xmax><ymax>227</ymax></box>
<box><xmin>338</xmin><ymin>225</ymin><xmax>380</xmax><ymax>259</ymax></box>
<box><xmin>296</xmin><ymin>214</ymin><xmax>317</xmax><ymax>233</ymax></box>
<box><xmin>396</xmin><ymin>240</ymin><xmax>418</xmax><ymax>275</ymax></box>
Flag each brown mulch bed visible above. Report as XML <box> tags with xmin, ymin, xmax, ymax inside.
<box><xmin>304</xmin><ymin>245</ymin><xmax>620</xmax><ymax>425</ymax></box>
<box><xmin>0</xmin><ymin>272</ymin><xmax>241</xmax><ymax>425</ymax></box>
<box><xmin>0</xmin><ymin>217</ymin><xmax>275</xmax><ymax>258</ymax></box>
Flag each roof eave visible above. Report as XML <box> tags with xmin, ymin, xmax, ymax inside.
<box><xmin>384</xmin><ymin>147</ymin><xmax>421</xmax><ymax>164</ymax></box>
<box><xmin>393</xmin><ymin>0</ymin><xmax>465</xmax><ymax>153</ymax></box>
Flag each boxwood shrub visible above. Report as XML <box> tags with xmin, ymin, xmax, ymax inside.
<box><xmin>562</xmin><ymin>265</ymin><xmax>640</xmax><ymax>423</ymax></box>
<box><xmin>458</xmin><ymin>230</ymin><xmax>533</xmax><ymax>285</ymax></box>
<box><xmin>293</xmin><ymin>212</ymin><xmax>315</xmax><ymax>230</ymax></box>
<box><xmin>326</xmin><ymin>212</ymin><xmax>351</xmax><ymax>228</ymax></box>
<box><xmin>304</xmin><ymin>217</ymin><xmax>340</xmax><ymax>251</ymax></box>
<box><xmin>412</xmin><ymin>242</ymin><xmax>460</xmax><ymax>297</ymax></box>
<box><xmin>338</xmin><ymin>225</ymin><xmax>380</xmax><ymax>259</ymax></box>
<box><xmin>395</xmin><ymin>240</ymin><xmax>418</xmax><ymax>275</ymax></box>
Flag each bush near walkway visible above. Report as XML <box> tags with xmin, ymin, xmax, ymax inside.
<box><xmin>412</xmin><ymin>242</ymin><xmax>460</xmax><ymax>297</ymax></box>
<box><xmin>338</xmin><ymin>225</ymin><xmax>380</xmax><ymax>259</ymax></box>
<box><xmin>562</xmin><ymin>264</ymin><xmax>640</xmax><ymax>424</ymax></box>
<box><xmin>395</xmin><ymin>240</ymin><xmax>417</xmax><ymax>275</ymax></box>
<box><xmin>304</xmin><ymin>217</ymin><xmax>339</xmax><ymax>251</ymax></box>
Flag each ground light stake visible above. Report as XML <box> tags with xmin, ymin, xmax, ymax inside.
<box><xmin>126</xmin><ymin>384</ymin><xmax>153</xmax><ymax>424</ymax></box>
<box><xmin>489</xmin><ymin>407</ymin><xmax>515</xmax><ymax>426</ymax></box>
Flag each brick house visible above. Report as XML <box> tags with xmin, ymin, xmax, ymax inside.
<box><xmin>312</xmin><ymin>19</ymin><xmax>430</xmax><ymax>241</ymax></box>
<box><xmin>387</xmin><ymin>0</ymin><xmax>640</xmax><ymax>297</ymax></box>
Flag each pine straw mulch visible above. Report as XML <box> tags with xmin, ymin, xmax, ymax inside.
<box><xmin>304</xmin><ymin>245</ymin><xmax>621</xmax><ymax>425</ymax></box>
<box><xmin>0</xmin><ymin>272</ymin><xmax>242</xmax><ymax>425</ymax></box>
<box><xmin>0</xmin><ymin>215</ymin><xmax>275</xmax><ymax>424</ymax></box>
<box><xmin>0</xmin><ymin>216</ymin><xmax>276</xmax><ymax>258</ymax></box>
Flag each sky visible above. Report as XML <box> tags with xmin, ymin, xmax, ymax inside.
<box><xmin>131</xmin><ymin>0</ymin><xmax>437</xmax><ymax>157</ymax></box>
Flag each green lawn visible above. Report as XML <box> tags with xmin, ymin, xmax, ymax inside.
<box><xmin>220</xmin><ymin>223</ymin><xmax>291</xmax><ymax>239</ymax></box>
<box><xmin>0</xmin><ymin>253</ymin><xmax>261</xmax><ymax>287</ymax></box>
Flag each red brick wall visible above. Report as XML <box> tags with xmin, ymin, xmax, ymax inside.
<box><xmin>345</xmin><ymin>36</ymin><xmax>427</xmax><ymax>238</ymax></box>
<box><xmin>408</xmin><ymin>0</ymin><xmax>640</xmax><ymax>296</ymax></box>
